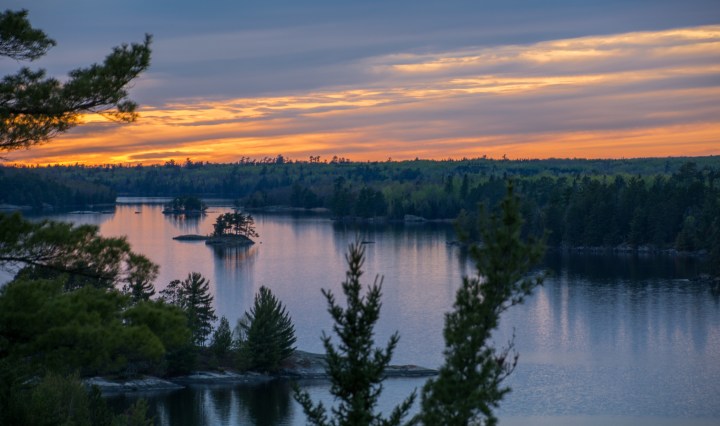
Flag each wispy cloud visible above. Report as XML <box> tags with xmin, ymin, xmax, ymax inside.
<box><xmin>7</xmin><ymin>25</ymin><xmax>720</xmax><ymax>165</ymax></box>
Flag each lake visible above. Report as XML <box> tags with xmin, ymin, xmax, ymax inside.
<box><xmin>28</xmin><ymin>199</ymin><xmax>720</xmax><ymax>425</ymax></box>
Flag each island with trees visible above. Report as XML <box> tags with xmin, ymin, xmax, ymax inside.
<box><xmin>173</xmin><ymin>211</ymin><xmax>259</xmax><ymax>246</ymax></box>
<box><xmin>206</xmin><ymin>212</ymin><xmax>259</xmax><ymax>246</ymax></box>
<box><xmin>162</xmin><ymin>196</ymin><xmax>207</xmax><ymax>216</ymax></box>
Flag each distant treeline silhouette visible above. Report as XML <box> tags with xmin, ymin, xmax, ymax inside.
<box><xmin>2</xmin><ymin>157</ymin><xmax>719</xmax><ymax>252</ymax></box>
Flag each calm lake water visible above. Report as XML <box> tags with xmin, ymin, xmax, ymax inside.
<box><xmin>26</xmin><ymin>199</ymin><xmax>720</xmax><ymax>425</ymax></box>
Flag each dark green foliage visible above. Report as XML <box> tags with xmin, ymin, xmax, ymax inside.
<box><xmin>212</xmin><ymin>212</ymin><xmax>259</xmax><ymax>239</ymax></box>
<box><xmin>0</xmin><ymin>167</ymin><xmax>115</xmax><ymax>209</ymax></box>
<box><xmin>2</xmin><ymin>157</ymin><xmax>718</xmax><ymax>249</ymax></box>
<box><xmin>165</xmin><ymin>196</ymin><xmax>207</xmax><ymax>214</ymax></box>
<box><xmin>0</xmin><ymin>212</ymin><xmax>157</xmax><ymax>291</ymax></box>
<box><xmin>355</xmin><ymin>186</ymin><xmax>387</xmax><ymax>218</ymax></box>
<box><xmin>0</xmin><ymin>372</ymin><xmax>153</xmax><ymax>426</ymax></box>
<box><xmin>3</xmin><ymin>156</ymin><xmax>718</xmax><ymax>244</ymax></box>
<box><xmin>707</xmin><ymin>204</ymin><xmax>720</xmax><ymax>278</ymax></box>
<box><xmin>0</xmin><ymin>9</ymin><xmax>55</xmax><ymax>61</ymax></box>
<box><xmin>124</xmin><ymin>301</ymin><xmax>192</xmax><ymax>360</ymax></box>
<box><xmin>113</xmin><ymin>398</ymin><xmax>154</xmax><ymax>426</ymax></box>
<box><xmin>295</xmin><ymin>242</ymin><xmax>415</xmax><ymax>426</ymax></box>
<box><xmin>123</xmin><ymin>253</ymin><xmax>158</xmax><ymax>302</ymax></box>
<box><xmin>331</xmin><ymin>176</ymin><xmax>354</xmax><ymax>217</ymax></box>
<box><xmin>417</xmin><ymin>181</ymin><xmax>545</xmax><ymax>426</ymax></box>
<box><xmin>460</xmin><ymin>173</ymin><xmax>470</xmax><ymax>199</ymax></box>
<box><xmin>1</xmin><ymin>9</ymin><xmax>151</xmax><ymax>151</ymax></box>
<box><xmin>455</xmin><ymin>208</ymin><xmax>480</xmax><ymax>242</ymax></box>
<box><xmin>0</xmin><ymin>277</ymin><xmax>192</xmax><ymax>376</ymax></box>
<box><xmin>210</xmin><ymin>316</ymin><xmax>234</xmax><ymax>361</ymax></box>
<box><xmin>22</xmin><ymin>373</ymin><xmax>112</xmax><ymax>426</ymax></box>
<box><xmin>239</xmin><ymin>286</ymin><xmax>296</xmax><ymax>372</ymax></box>
<box><xmin>454</xmin><ymin>164</ymin><xmax>720</xmax><ymax>251</ymax></box>
<box><xmin>0</xmin><ymin>213</ymin><xmax>189</xmax><ymax>376</ymax></box>
<box><xmin>163</xmin><ymin>343</ymin><xmax>198</xmax><ymax>376</ymax></box>
<box><xmin>444</xmin><ymin>174</ymin><xmax>455</xmax><ymax>194</ymax></box>
<box><xmin>291</xmin><ymin>182</ymin><xmax>323</xmax><ymax>208</ymax></box>
<box><xmin>160</xmin><ymin>272</ymin><xmax>217</xmax><ymax>347</ymax></box>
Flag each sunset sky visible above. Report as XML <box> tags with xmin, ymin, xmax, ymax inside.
<box><xmin>3</xmin><ymin>0</ymin><xmax>720</xmax><ymax>165</ymax></box>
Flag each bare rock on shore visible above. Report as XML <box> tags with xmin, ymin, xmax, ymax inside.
<box><xmin>171</xmin><ymin>370</ymin><xmax>272</xmax><ymax>385</ymax></box>
<box><xmin>205</xmin><ymin>235</ymin><xmax>255</xmax><ymax>247</ymax></box>
<box><xmin>85</xmin><ymin>376</ymin><xmax>183</xmax><ymax>394</ymax></box>
<box><xmin>173</xmin><ymin>234</ymin><xmax>209</xmax><ymax>241</ymax></box>
<box><xmin>278</xmin><ymin>350</ymin><xmax>438</xmax><ymax>379</ymax></box>
<box><xmin>87</xmin><ymin>350</ymin><xmax>436</xmax><ymax>394</ymax></box>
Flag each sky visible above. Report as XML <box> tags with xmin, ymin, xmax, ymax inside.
<box><xmin>3</xmin><ymin>0</ymin><xmax>720</xmax><ymax>165</ymax></box>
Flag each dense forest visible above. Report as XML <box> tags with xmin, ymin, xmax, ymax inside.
<box><xmin>2</xmin><ymin>156</ymin><xmax>719</xmax><ymax>253</ymax></box>
<box><xmin>0</xmin><ymin>167</ymin><xmax>115</xmax><ymax>209</ymax></box>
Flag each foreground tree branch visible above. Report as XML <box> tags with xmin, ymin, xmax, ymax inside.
<box><xmin>0</xmin><ymin>212</ymin><xmax>157</xmax><ymax>290</ymax></box>
<box><xmin>0</xmin><ymin>9</ymin><xmax>151</xmax><ymax>152</ymax></box>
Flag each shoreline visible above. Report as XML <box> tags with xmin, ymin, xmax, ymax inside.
<box><xmin>88</xmin><ymin>350</ymin><xmax>438</xmax><ymax>395</ymax></box>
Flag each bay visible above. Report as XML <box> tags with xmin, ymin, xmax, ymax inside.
<box><xmin>27</xmin><ymin>199</ymin><xmax>720</xmax><ymax>425</ymax></box>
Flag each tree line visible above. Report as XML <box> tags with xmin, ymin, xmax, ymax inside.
<box><xmin>3</xmin><ymin>159</ymin><xmax>719</xmax><ymax>254</ymax></box>
<box><xmin>458</xmin><ymin>162</ymin><xmax>720</xmax><ymax>253</ymax></box>
<box><xmin>0</xmin><ymin>166</ymin><xmax>116</xmax><ymax>209</ymax></box>
<box><xmin>3</xmin><ymin>156</ymin><xmax>719</xmax><ymax>208</ymax></box>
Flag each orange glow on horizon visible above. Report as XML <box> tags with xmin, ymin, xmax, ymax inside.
<box><xmin>7</xmin><ymin>121</ymin><xmax>719</xmax><ymax>166</ymax></box>
<box><xmin>4</xmin><ymin>25</ymin><xmax>719</xmax><ymax>166</ymax></box>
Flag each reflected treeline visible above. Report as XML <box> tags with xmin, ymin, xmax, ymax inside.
<box><xmin>108</xmin><ymin>381</ymin><xmax>294</xmax><ymax>426</ymax></box>
<box><xmin>211</xmin><ymin>245</ymin><xmax>259</xmax><ymax>322</ymax></box>
<box><xmin>543</xmin><ymin>251</ymin><xmax>706</xmax><ymax>282</ymax></box>
<box><xmin>163</xmin><ymin>212</ymin><xmax>205</xmax><ymax>233</ymax></box>
<box><xmin>211</xmin><ymin>245</ymin><xmax>259</xmax><ymax>265</ymax></box>
<box><xmin>237</xmin><ymin>381</ymin><xmax>293</xmax><ymax>425</ymax></box>
<box><xmin>330</xmin><ymin>219</ymin><xmax>454</xmax><ymax>236</ymax></box>
<box><xmin>330</xmin><ymin>220</ymin><xmax>456</xmax><ymax>255</ymax></box>
<box><xmin>516</xmin><ymin>253</ymin><xmax>719</xmax><ymax>359</ymax></box>
<box><xmin>445</xmin><ymin>247</ymin><xmax>707</xmax><ymax>285</ymax></box>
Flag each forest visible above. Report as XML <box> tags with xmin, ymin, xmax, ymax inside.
<box><xmin>3</xmin><ymin>156</ymin><xmax>720</xmax><ymax>254</ymax></box>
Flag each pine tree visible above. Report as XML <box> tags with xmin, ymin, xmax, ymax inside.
<box><xmin>460</xmin><ymin>173</ymin><xmax>470</xmax><ymax>199</ymax></box>
<box><xmin>239</xmin><ymin>286</ymin><xmax>296</xmax><ymax>372</ymax></box>
<box><xmin>160</xmin><ymin>272</ymin><xmax>217</xmax><ymax>347</ymax></box>
<box><xmin>211</xmin><ymin>212</ymin><xmax>258</xmax><ymax>239</ymax></box>
<box><xmin>0</xmin><ymin>9</ymin><xmax>151</xmax><ymax>152</ymax></box>
<box><xmin>416</xmin><ymin>181</ymin><xmax>545</xmax><ymax>426</ymax></box>
<box><xmin>210</xmin><ymin>316</ymin><xmax>234</xmax><ymax>361</ymax></box>
<box><xmin>295</xmin><ymin>242</ymin><xmax>415</xmax><ymax>426</ymax></box>
<box><xmin>123</xmin><ymin>253</ymin><xmax>158</xmax><ymax>302</ymax></box>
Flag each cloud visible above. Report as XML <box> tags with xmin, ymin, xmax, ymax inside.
<box><xmin>5</xmin><ymin>25</ymin><xmax>720</xmax><ymax>165</ymax></box>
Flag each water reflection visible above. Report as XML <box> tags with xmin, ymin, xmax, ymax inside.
<box><xmin>110</xmin><ymin>381</ymin><xmax>294</xmax><ymax>426</ymax></box>
<box><xmin>212</xmin><ymin>245</ymin><xmax>258</xmax><ymax>324</ymax></box>
<box><xmin>543</xmin><ymin>251</ymin><xmax>704</xmax><ymax>282</ymax></box>
<box><xmin>211</xmin><ymin>245</ymin><xmax>259</xmax><ymax>264</ymax></box>
<box><xmin>239</xmin><ymin>381</ymin><xmax>293</xmax><ymax>425</ymax></box>
<box><xmin>28</xmin><ymin>203</ymin><xmax>720</xmax><ymax>422</ymax></box>
<box><xmin>162</xmin><ymin>213</ymin><xmax>206</xmax><ymax>234</ymax></box>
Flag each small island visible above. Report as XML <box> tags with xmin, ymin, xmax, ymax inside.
<box><xmin>163</xmin><ymin>196</ymin><xmax>208</xmax><ymax>216</ymax></box>
<box><xmin>174</xmin><ymin>212</ymin><xmax>259</xmax><ymax>246</ymax></box>
<box><xmin>172</xmin><ymin>234</ymin><xmax>209</xmax><ymax>241</ymax></box>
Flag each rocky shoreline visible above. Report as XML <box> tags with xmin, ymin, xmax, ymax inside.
<box><xmin>172</xmin><ymin>234</ymin><xmax>255</xmax><ymax>246</ymax></box>
<box><xmin>88</xmin><ymin>350</ymin><xmax>438</xmax><ymax>394</ymax></box>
